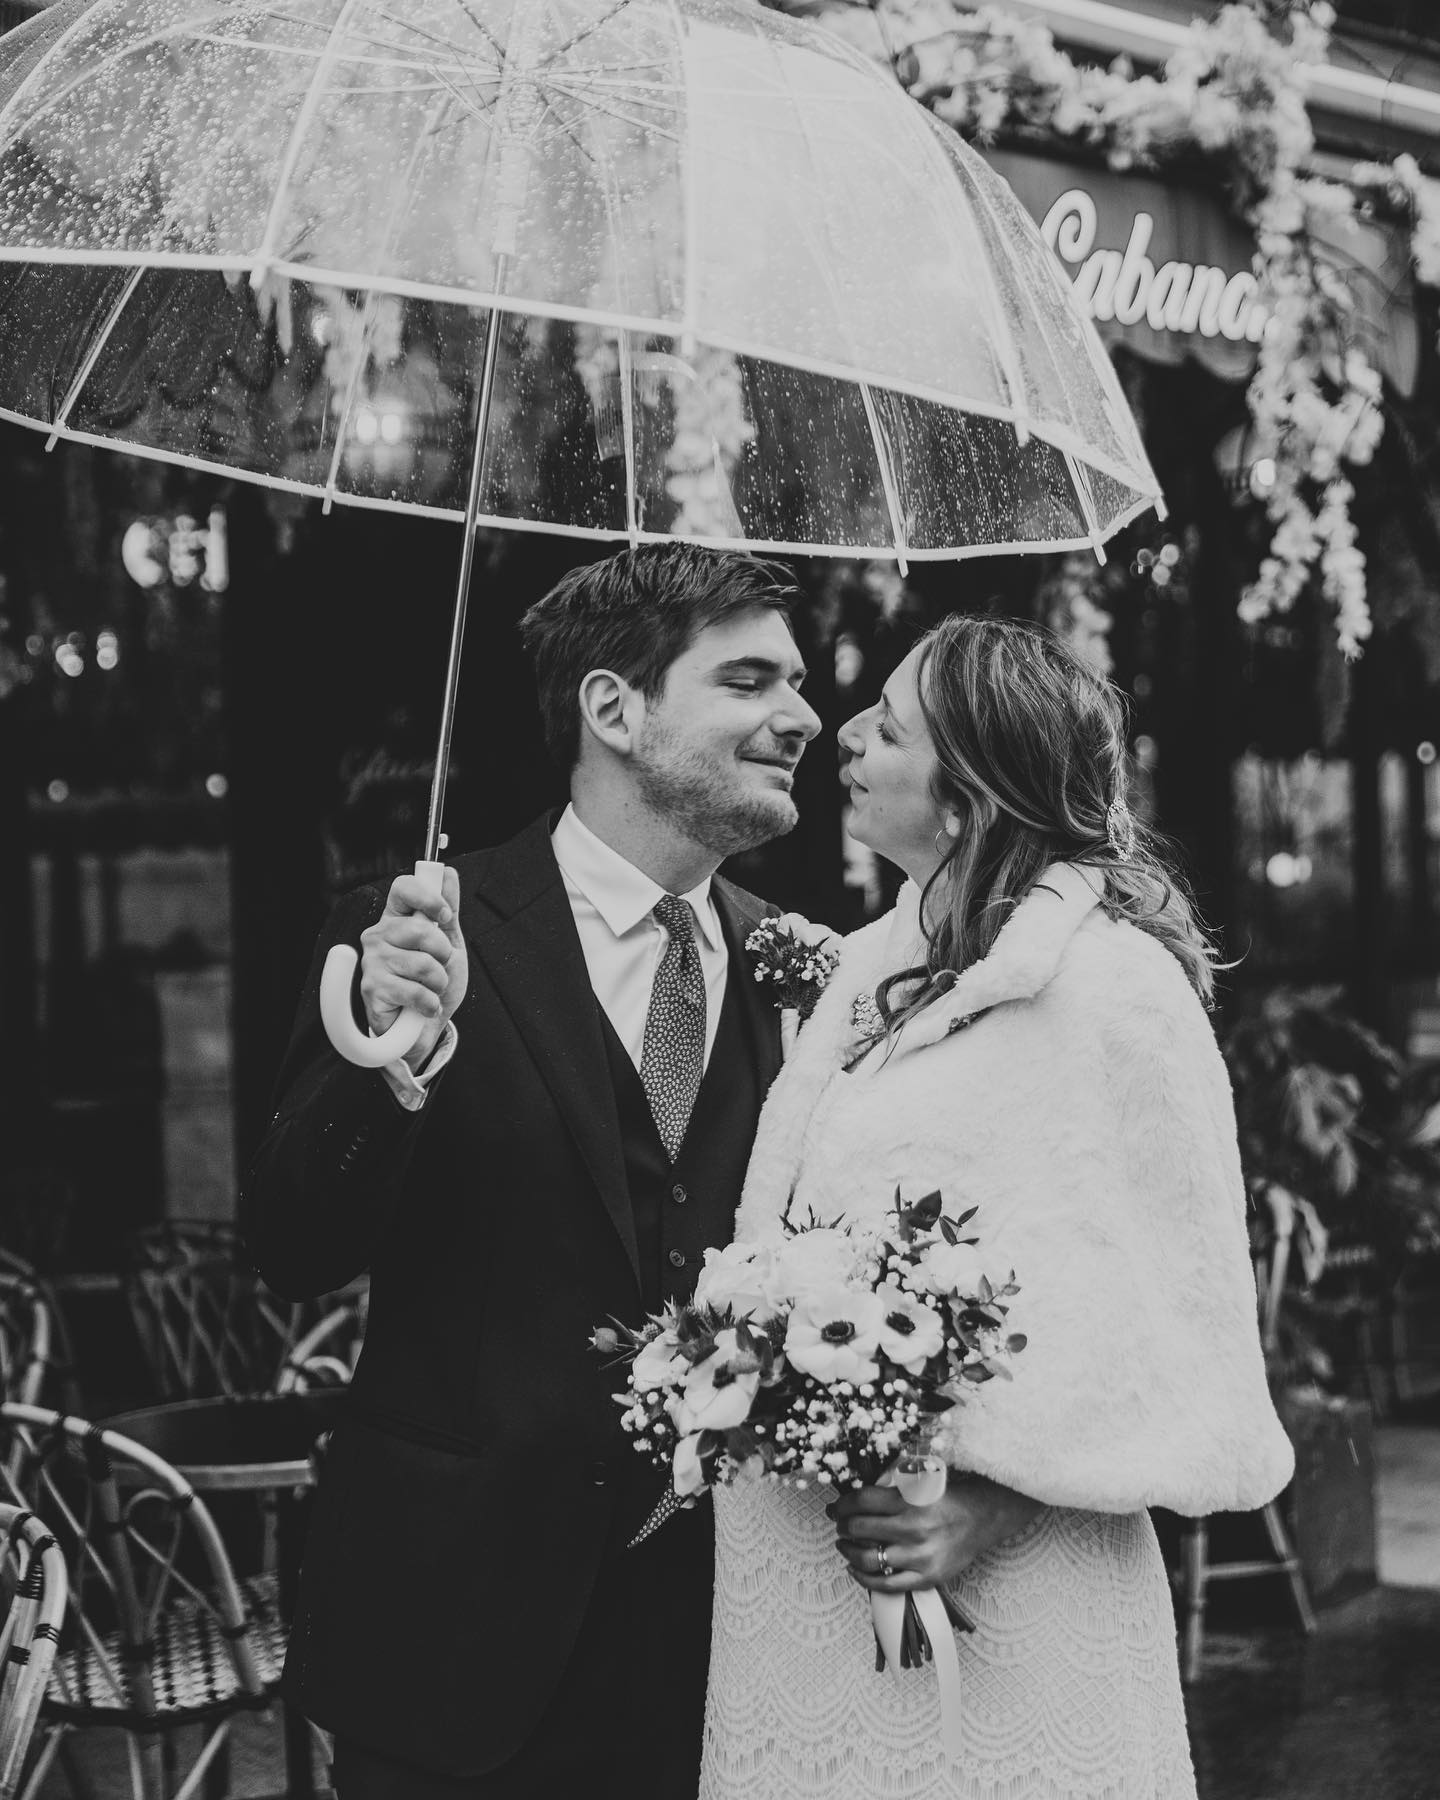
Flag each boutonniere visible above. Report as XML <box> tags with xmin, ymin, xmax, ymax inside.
<box><xmin>746</xmin><ymin>913</ymin><xmax>841</xmax><ymax>1057</ymax></box>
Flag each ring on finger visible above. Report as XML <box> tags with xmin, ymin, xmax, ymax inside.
<box><xmin>875</xmin><ymin>1543</ymin><xmax>893</xmax><ymax>1578</ymax></box>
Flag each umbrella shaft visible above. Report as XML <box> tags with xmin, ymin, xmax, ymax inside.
<box><xmin>424</xmin><ymin>258</ymin><xmax>509</xmax><ymax>864</ymax></box>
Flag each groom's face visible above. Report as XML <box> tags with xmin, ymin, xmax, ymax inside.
<box><xmin>630</xmin><ymin>607</ymin><xmax>820</xmax><ymax>855</ymax></box>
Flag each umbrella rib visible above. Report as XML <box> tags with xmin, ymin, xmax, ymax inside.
<box><xmin>860</xmin><ymin>383</ymin><xmax>910</xmax><ymax>576</ymax></box>
<box><xmin>618</xmin><ymin>327</ymin><xmax>640</xmax><ymax>547</ymax></box>
<box><xmin>250</xmin><ymin>0</ymin><xmax>374</xmax><ymax>290</ymax></box>
<box><xmin>1062</xmin><ymin>451</ymin><xmax>1107</xmax><ymax>565</ymax></box>
<box><xmin>45</xmin><ymin>264</ymin><xmax>147</xmax><ymax>451</ymax></box>
<box><xmin>660</xmin><ymin>0</ymin><xmax>699</xmax><ymax>355</ymax></box>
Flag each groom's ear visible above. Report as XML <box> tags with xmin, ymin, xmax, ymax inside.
<box><xmin>577</xmin><ymin>668</ymin><xmax>641</xmax><ymax>758</ymax></box>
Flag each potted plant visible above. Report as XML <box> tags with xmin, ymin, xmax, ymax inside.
<box><xmin>1221</xmin><ymin>988</ymin><xmax>1440</xmax><ymax>1600</ymax></box>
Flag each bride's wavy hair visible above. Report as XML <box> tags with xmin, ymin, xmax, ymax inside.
<box><xmin>875</xmin><ymin>613</ymin><xmax>1221</xmax><ymax>1041</ymax></box>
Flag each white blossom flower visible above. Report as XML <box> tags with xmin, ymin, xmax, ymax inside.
<box><xmin>632</xmin><ymin>1331</ymin><xmax>687</xmax><ymax>1394</ymax></box>
<box><xmin>676</xmin><ymin>1329</ymin><xmax>763</xmax><ymax>1434</ymax></box>
<box><xmin>693</xmin><ymin>1242</ymin><xmax>778</xmax><ymax>1322</ymax></box>
<box><xmin>876</xmin><ymin>1291</ymin><xmax>946</xmax><ymax>1375</ymax></box>
<box><xmin>785</xmin><ymin>1285</ymin><xmax>884</xmax><ymax>1385</ymax></box>
<box><xmin>765</xmin><ymin>1227</ymin><xmax>865</xmax><ymax>1307</ymax></box>
<box><xmin>673</xmin><ymin>1432</ymin><xmax>706</xmax><ymax>1497</ymax></box>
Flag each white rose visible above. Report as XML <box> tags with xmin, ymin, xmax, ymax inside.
<box><xmin>765</xmin><ymin>1228</ymin><xmax>862</xmax><ymax>1307</ymax></box>
<box><xmin>631</xmin><ymin>1332</ymin><xmax>687</xmax><ymax>1394</ymax></box>
<box><xmin>673</xmin><ymin>1433</ymin><xmax>707</xmax><ymax>1497</ymax></box>
<box><xmin>694</xmin><ymin>1242</ymin><xmax>777</xmax><ymax>1321</ymax></box>
<box><xmin>778</xmin><ymin>911</ymin><xmax>838</xmax><ymax>949</ymax></box>
<box><xmin>916</xmin><ymin>1241</ymin><xmax>989</xmax><ymax>1300</ymax></box>
<box><xmin>675</xmin><ymin>1329</ymin><xmax>762</xmax><ymax>1434</ymax></box>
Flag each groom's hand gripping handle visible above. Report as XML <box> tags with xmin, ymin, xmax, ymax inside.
<box><xmin>319</xmin><ymin>863</ymin><xmax>467</xmax><ymax>1069</ymax></box>
<box><xmin>350</xmin><ymin>864</ymin><xmax>469</xmax><ymax>1072</ymax></box>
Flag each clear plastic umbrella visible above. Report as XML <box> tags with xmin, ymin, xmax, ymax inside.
<box><xmin>0</xmin><ymin>0</ymin><xmax>1163</xmax><ymax>1062</ymax></box>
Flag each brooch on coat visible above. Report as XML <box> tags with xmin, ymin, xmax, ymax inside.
<box><xmin>845</xmin><ymin>987</ymin><xmax>983</xmax><ymax>1072</ymax></box>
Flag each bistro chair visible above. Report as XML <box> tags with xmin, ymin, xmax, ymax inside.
<box><xmin>0</xmin><ymin>1402</ymin><xmax>284</xmax><ymax>1800</ymax></box>
<box><xmin>0</xmin><ymin>1256</ymin><xmax>80</xmax><ymax>1418</ymax></box>
<box><xmin>0</xmin><ymin>1502</ymin><xmax>68</xmax><ymax>1800</ymax></box>
<box><xmin>0</xmin><ymin>1277</ymin><xmax>51</xmax><ymax>1413</ymax></box>
<box><xmin>1174</xmin><ymin>1182</ymin><xmax>1317</xmax><ymax>1684</ymax></box>
<box><xmin>123</xmin><ymin>1224</ymin><xmax>303</xmax><ymax>1402</ymax></box>
<box><xmin>273</xmin><ymin>1284</ymin><xmax>369</xmax><ymax>1396</ymax></box>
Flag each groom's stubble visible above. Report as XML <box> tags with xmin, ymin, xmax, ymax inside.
<box><xmin>632</xmin><ymin>711</ymin><xmax>802</xmax><ymax>860</ymax></box>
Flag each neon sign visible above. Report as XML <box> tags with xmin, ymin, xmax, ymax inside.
<box><xmin>1040</xmin><ymin>188</ymin><xmax>1267</xmax><ymax>344</ymax></box>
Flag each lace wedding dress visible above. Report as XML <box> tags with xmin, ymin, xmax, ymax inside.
<box><xmin>695</xmin><ymin>873</ymin><xmax>1288</xmax><ymax>1799</ymax></box>
<box><xmin>702</xmin><ymin>1481</ymin><xmax>1194</xmax><ymax>1800</ymax></box>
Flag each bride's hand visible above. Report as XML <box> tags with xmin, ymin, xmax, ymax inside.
<box><xmin>830</xmin><ymin>1472</ymin><xmax>1044</xmax><ymax>1591</ymax></box>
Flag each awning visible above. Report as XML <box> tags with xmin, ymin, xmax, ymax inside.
<box><xmin>987</xmin><ymin>146</ymin><xmax>1419</xmax><ymax>397</ymax></box>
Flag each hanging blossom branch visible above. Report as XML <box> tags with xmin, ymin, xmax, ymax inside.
<box><xmin>780</xmin><ymin>0</ymin><xmax>1426</xmax><ymax>657</ymax></box>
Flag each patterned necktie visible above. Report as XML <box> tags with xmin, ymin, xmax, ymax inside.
<box><xmin>640</xmin><ymin>895</ymin><xmax>707</xmax><ymax>1162</ymax></box>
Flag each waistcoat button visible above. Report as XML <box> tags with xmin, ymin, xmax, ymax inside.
<box><xmin>668</xmin><ymin>1248</ymin><xmax>686</xmax><ymax>1269</ymax></box>
<box><xmin>671</xmin><ymin>1184</ymin><xmax>688</xmax><ymax>1205</ymax></box>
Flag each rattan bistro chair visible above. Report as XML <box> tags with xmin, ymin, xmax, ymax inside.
<box><xmin>0</xmin><ymin>1403</ymin><xmax>284</xmax><ymax>1800</ymax></box>
<box><xmin>0</xmin><ymin>1503</ymin><xmax>67</xmax><ymax>1800</ymax></box>
<box><xmin>123</xmin><ymin>1224</ymin><xmax>305</xmax><ymax>1403</ymax></box>
<box><xmin>0</xmin><ymin>1278</ymin><xmax>50</xmax><ymax>1414</ymax></box>
<box><xmin>273</xmin><ymin>1287</ymin><xmax>369</xmax><ymax>1396</ymax></box>
<box><xmin>1174</xmin><ymin>1183</ymin><xmax>1317</xmax><ymax>1684</ymax></box>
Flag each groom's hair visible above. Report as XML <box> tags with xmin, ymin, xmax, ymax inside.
<box><xmin>518</xmin><ymin>543</ymin><xmax>797</xmax><ymax>769</ymax></box>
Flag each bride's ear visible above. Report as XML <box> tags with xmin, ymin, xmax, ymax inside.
<box><xmin>942</xmin><ymin>813</ymin><xmax>962</xmax><ymax>840</ymax></box>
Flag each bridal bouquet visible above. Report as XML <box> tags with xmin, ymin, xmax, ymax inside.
<box><xmin>596</xmin><ymin>1190</ymin><xmax>1025</xmax><ymax>1715</ymax></box>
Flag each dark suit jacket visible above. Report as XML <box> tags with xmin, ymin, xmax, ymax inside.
<box><xmin>240</xmin><ymin>814</ymin><xmax>781</xmax><ymax>1775</ymax></box>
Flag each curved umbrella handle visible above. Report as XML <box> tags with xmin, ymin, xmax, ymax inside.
<box><xmin>319</xmin><ymin>860</ymin><xmax>446</xmax><ymax>1068</ymax></box>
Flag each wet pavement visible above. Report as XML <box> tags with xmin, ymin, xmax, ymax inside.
<box><xmin>32</xmin><ymin>1423</ymin><xmax>1440</xmax><ymax>1798</ymax></box>
<box><xmin>1189</xmin><ymin>1588</ymin><xmax>1440</xmax><ymax>1800</ymax></box>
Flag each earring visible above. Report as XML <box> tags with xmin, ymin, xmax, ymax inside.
<box><xmin>934</xmin><ymin>827</ymin><xmax>950</xmax><ymax>858</ymax></box>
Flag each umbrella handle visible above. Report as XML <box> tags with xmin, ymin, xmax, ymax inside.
<box><xmin>319</xmin><ymin>860</ymin><xmax>446</xmax><ymax>1068</ymax></box>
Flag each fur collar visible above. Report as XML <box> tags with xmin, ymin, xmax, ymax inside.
<box><xmin>884</xmin><ymin>861</ymin><xmax>1104</xmax><ymax>1057</ymax></box>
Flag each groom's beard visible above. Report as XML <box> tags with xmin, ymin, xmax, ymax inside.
<box><xmin>634</xmin><ymin>720</ymin><xmax>800</xmax><ymax>858</ymax></box>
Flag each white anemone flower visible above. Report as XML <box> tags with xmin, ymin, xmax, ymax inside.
<box><xmin>785</xmin><ymin>1285</ymin><xmax>884</xmax><ymax>1384</ymax></box>
<box><xmin>876</xmin><ymin>1291</ymin><xmax>946</xmax><ymax>1375</ymax></box>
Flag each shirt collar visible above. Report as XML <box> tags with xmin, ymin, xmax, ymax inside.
<box><xmin>551</xmin><ymin>804</ymin><xmax>724</xmax><ymax>951</ymax></box>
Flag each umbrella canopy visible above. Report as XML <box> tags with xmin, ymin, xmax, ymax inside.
<box><xmin>0</xmin><ymin>0</ymin><xmax>1161</xmax><ymax>561</ymax></box>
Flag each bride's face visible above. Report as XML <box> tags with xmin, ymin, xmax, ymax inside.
<box><xmin>837</xmin><ymin>646</ymin><xmax>952</xmax><ymax>884</ymax></box>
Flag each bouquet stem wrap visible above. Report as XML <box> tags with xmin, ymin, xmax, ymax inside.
<box><xmin>871</xmin><ymin>1461</ymin><xmax>968</xmax><ymax>1761</ymax></box>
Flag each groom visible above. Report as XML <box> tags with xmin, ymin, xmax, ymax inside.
<box><xmin>241</xmin><ymin>543</ymin><xmax>820</xmax><ymax>1797</ymax></box>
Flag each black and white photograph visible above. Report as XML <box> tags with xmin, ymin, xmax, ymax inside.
<box><xmin>0</xmin><ymin>1</ymin><xmax>1437</xmax><ymax>1796</ymax></box>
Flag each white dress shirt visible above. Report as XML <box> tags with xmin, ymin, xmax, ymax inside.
<box><xmin>550</xmin><ymin>803</ymin><xmax>729</xmax><ymax>1070</ymax></box>
<box><xmin>382</xmin><ymin>805</ymin><xmax>730</xmax><ymax>1108</ymax></box>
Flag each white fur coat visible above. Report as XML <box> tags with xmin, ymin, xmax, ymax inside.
<box><xmin>734</xmin><ymin>865</ymin><xmax>1295</xmax><ymax>1519</ymax></box>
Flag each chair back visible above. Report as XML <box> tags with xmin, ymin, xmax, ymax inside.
<box><xmin>0</xmin><ymin>1278</ymin><xmax>50</xmax><ymax>1412</ymax></box>
<box><xmin>0</xmin><ymin>1501</ymin><xmax>67</xmax><ymax>1799</ymax></box>
<box><xmin>0</xmin><ymin>1403</ymin><xmax>266</xmax><ymax>1723</ymax></box>
<box><xmin>1252</xmin><ymin>1182</ymin><xmax>1297</xmax><ymax>1355</ymax></box>
<box><xmin>274</xmin><ymin>1285</ymin><xmax>369</xmax><ymax>1394</ymax></box>
<box><xmin>124</xmin><ymin>1223</ymin><xmax>301</xmax><ymax>1400</ymax></box>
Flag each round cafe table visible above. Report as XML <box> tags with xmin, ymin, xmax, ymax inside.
<box><xmin>101</xmin><ymin>1389</ymin><xmax>349</xmax><ymax>1800</ymax></box>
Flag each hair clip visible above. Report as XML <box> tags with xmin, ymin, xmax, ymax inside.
<box><xmin>1105</xmin><ymin>797</ymin><xmax>1137</xmax><ymax>858</ymax></box>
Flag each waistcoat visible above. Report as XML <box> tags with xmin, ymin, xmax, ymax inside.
<box><xmin>599</xmin><ymin>961</ymin><xmax>766</xmax><ymax>1314</ymax></box>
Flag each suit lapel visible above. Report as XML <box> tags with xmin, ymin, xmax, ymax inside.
<box><xmin>465</xmin><ymin>820</ymin><xmax>640</xmax><ymax>1291</ymax></box>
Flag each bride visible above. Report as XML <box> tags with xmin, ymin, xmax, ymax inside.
<box><xmin>699</xmin><ymin>614</ymin><xmax>1295</xmax><ymax>1800</ymax></box>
